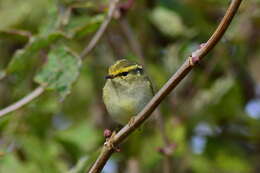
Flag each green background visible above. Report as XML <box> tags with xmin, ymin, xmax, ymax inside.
<box><xmin>0</xmin><ymin>0</ymin><xmax>260</xmax><ymax>172</ymax></box>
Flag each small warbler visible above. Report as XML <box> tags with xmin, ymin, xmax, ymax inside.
<box><xmin>103</xmin><ymin>59</ymin><xmax>154</xmax><ymax>125</ymax></box>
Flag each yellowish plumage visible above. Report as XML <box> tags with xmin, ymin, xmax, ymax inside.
<box><xmin>108</xmin><ymin>60</ymin><xmax>142</xmax><ymax>77</ymax></box>
<box><xmin>103</xmin><ymin>59</ymin><xmax>153</xmax><ymax>124</ymax></box>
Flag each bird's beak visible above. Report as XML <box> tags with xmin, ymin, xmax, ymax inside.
<box><xmin>105</xmin><ymin>75</ymin><xmax>113</xmax><ymax>79</ymax></box>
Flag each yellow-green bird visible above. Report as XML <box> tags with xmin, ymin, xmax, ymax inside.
<box><xmin>103</xmin><ymin>59</ymin><xmax>154</xmax><ymax>125</ymax></box>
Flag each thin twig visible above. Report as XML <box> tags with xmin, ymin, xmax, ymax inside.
<box><xmin>0</xmin><ymin>29</ymin><xmax>32</xmax><ymax>38</ymax></box>
<box><xmin>79</xmin><ymin>0</ymin><xmax>120</xmax><ymax>59</ymax></box>
<box><xmin>119</xmin><ymin>18</ymin><xmax>145</xmax><ymax>64</ymax></box>
<box><xmin>0</xmin><ymin>0</ymin><xmax>121</xmax><ymax>118</ymax></box>
<box><xmin>88</xmin><ymin>0</ymin><xmax>243</xmax><ymax>172</ymax></box>
<box><xmin>0</xmin><ymin>86</ymin><xmax>45</xmax><ymax>117</ymax></box>
<box><xmin>156</xmin><ymin>111</ymin><xmax>173</xmax><ymax>173</ymax></box>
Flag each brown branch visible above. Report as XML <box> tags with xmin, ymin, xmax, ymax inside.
<box><xmin>88</xmin><ymin>0</ymin><xmax>243</xmax><ymax>172</ymax></box>
<box><xmin>79</xmin><ymin>0</ymin><xmax>120</xmax><ymax>60</ymax></box>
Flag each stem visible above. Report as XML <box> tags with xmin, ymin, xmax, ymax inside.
<box><xmin>157</xmin><ymin>111</ymin><xmax>172</xmax><ymax>173</ymax></box>
<box><xmin>1</xmin><ymin>29</ymin><xmax>32</xmax><ymax>38</ymax></box>
<box><xmin>79</xmin><ymin>0</ymin><xmax>120</xmax><ymax>60</ymax></box>
<box><xmin>88</xmin><ymin>0</ymin><xmax>243</xmax><ymax>172</ymax></box>
<box><xmin>0</xmin><ymin>86</ymin><xmax>45</xmax><ymax>117</ymax></box>
<box><xmin>119</xmin><ymin>17</ymin><xmax>145</xmax><ymax>64</ymax></box>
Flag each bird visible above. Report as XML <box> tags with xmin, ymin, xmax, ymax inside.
<box><xmin>103</xmin><ymin>59</ymin><xmax>154</xmax><ymax>125</ymax></box>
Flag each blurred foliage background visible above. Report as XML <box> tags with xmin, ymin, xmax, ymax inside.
<box><xmin>0</xmin><ymin>0</ymin><xmax>260</xmax><ymax>172</ymax></box>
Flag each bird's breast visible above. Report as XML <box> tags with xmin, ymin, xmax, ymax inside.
<box><xmin>103</xmin><ymin>78</ymin><xmax>153</xmax><ymax>124</ymax></box>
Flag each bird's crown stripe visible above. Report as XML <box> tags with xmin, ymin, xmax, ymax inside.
<box><xmin>109</xmin><ymin>64</ymin><xmax>142</xmax><ymax>76</ymax></box>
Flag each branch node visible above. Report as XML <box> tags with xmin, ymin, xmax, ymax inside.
<box><xmin>199</xmin><ymin>43</ymin><xmax>206</xmax><ymax>49</ymax></box>
<box><xmin>104</xmin><ymin>132</ymin><xmax>120</xmax><ymax>152</ymax></box>
<box><xmin>189</xmin><ymin>42</ymin><xmax>207</xmax><ymax>66</ymax></box>
<box><xmin>104</xmin><ymin>129</ymin><xmax>112</xmax><ymax>138</ymax></box>
<box><xmin>188</xmin><ymin>56</ymin><xmax>200</xmax><ymax>66</ymax></box>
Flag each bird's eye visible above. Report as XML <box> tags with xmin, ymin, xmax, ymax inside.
<box><xmin>136</xmin><ymin>68</ymin><xmax>143</xmax><ymax>73</ymax></box>
<box><xmin>120</xmin><ymin>72</ymin><xmax>129</xmax><ymax>76</ymax></box>
<box><xmin>105</xmin><ymin>75</ymin><xmax>113</xmax><ymax>79</ymax></box>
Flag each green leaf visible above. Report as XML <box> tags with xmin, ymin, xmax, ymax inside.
<box><xmin>150</xmin><ymin>7</ymin><xmax>186</xmax><ymax>37</ymax></box>
<box><xmin>64</xmin><ymin>14</ymin><xmax>104</xmax><ymax>38</ymax></box>
<box><xmin>0</xmin><ymin>0</ymin><xmax>31</xmax><ymax>30</ymax></box>
<box><xmin>0</xmin><ymin>0</ymin><xmax>53</xmax><ymax>30</ymax></box>
<box><xmin>193</xmin><ymin>77</ymin><xmax>234</xmax><ymax>111</ymax></box>
<box><xmin>216</xmin><ymin>150</ymin><xmax>252</xmax><ymax>173</ymax></box>
<box><xmin>0</xmin><ymin>153</ymin><xmax>38</xmax><ymax>173</ymax></box>
<box><xmin>34</xmin><ymin>45</ymin><xmax>81</xmax><ymax>100</ymax></box>
<box><xmin>7</xmin><ymin>32</ymin><xmax>67</xmax><ymax>74</ymax></box>
<box><xmin>0</xmin><ymin>70</ymin><xmax>6</xmax><ymax>80</ymax></box>
<box><xmin>55</xmin><ymin>121</ymin><xmax>100</xmax><ymax>151</ymax></box>
<box><xmin>17</xmin><ymin>135</ymin><xmax>67</xmax><ymax>173</ymax></box>
<box><xmin>39</xmin><ymin>4</ymin><xmax>60</xmax><ymax>36</ymax></box>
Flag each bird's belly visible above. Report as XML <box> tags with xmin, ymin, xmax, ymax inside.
<box><xmin>103</xmin><ymin>83</ymin><xmax>153</xmax><ymax>124</ymax></box>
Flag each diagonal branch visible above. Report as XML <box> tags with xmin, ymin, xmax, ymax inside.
<box><xmin>0</xmin><ymin>86</ymin><xmax>45</xmax><ymax>117</ymax></box>
<box><xmin>88</xmin><ymin>0</ymin><xmax>243</xmax><ymax>172</ymax></box>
